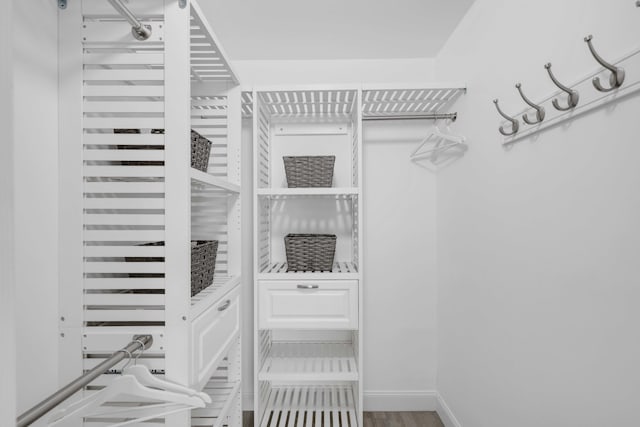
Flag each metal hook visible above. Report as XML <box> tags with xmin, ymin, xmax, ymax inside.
<box><xmin>515</xmin><ymin>83</ymin><xmax>545</xmax><ymax>125</ymax></box>
<box><xmin>493</xmin><ymin>99</ymin><xmax>520</xmax><ymax>136</ymax></box>
<box><xmin>544</xmin><ymin>63</ymin><xmax>579</xmax><ymax>111</ymax></box>
<box><xmin>584</xmin><ymin>35</ymin><xmax>625</xmax><ymax>92</ymax></box>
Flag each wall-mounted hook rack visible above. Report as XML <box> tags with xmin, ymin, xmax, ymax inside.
<box><xmin>500</xmin><ymin>39</ymin><xmax>640</xmax><ymax>145</ymax></box>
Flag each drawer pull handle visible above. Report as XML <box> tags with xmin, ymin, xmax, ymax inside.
<box><xmin>217</xmin><ymin>300</ymin><xmax>231</xmax><ymax>311</ymax></box>
<box><xmin>297</xmin><ymin>284</ymin><xmax>319</xmax><ymax>290</ymax></box>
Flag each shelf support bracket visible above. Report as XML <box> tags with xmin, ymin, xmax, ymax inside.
<box><xmin>58</xmin><ymin>0</ymin><xmax>67</xmax><ymax>9</ymax></box>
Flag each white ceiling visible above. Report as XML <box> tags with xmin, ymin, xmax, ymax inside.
<box><xmin>198</xmin><ymin>0</ymin><xmax>476</xmax><ymax>61</ymax></box>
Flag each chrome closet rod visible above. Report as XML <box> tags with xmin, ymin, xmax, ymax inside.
<box><xmin>362</xmin><ymin>113</ymin><xmax>458</xmax><ymax>121</ymax></box>
<box><xmin>106</xmin><ymin>0</ymin><xmax>152</xmax><ymax>41</ymax></box>
<box><xmin>16</xmin><ymin>334</ymin><xmax>153</xmax><ymax>427</ymax></box>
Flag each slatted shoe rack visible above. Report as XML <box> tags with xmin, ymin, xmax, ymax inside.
<box><xmin>253</xmin><ymin>88</ymin><xmax>364</xmax><ymax>427</ymax></box>
<box><xmin>59</xmin><ymin>1</ymin><xmax>242</xmax><ymax>426</ymax></box>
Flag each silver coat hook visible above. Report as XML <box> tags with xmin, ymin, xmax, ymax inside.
<box><xmin>515</xmin><ymin>83</ymin><xmax>545</xmax><ymax>125</ymax></box>
<box><xmin>584</xmin><ymin>35</ymin><xmax>625</xmax><ymax>92</ymax></box>
<box><xmin>493</xmin><ymin>99</ymin><xmax>520</xmax><ymax>136</ymax></box>
<box><xmin>544</xmin><ymin>63</ymin><xmax>579</xmax><ymax>111</ymax></box>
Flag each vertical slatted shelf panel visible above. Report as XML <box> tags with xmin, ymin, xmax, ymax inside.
<box><xmin>253</xmin><ymin>87</ymin><xmax>364</xmax><ymax>427</ymax></box>
<box><xmin>61</xmin><ymin>1</ymin><xmax>242</xmax><ymax>426</ymax></box>
<box><xmin>80</xmin><ymin>2</ymin><xmax>167</xmax><ymax>414</ymax></box>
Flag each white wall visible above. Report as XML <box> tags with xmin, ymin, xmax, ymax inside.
<box><xmin>0</xmin><ymin>0</ymin><xmax>16</xmax><ymax>425</ymax></box>
<box><xmin>239</xmin><ymin>59</ymin><xmax>440</xmax><ymax>410</ymax></box>
<box><xmin>234</xmin><ymin>58</ymin><xmax>435</xmax><ymax>87</ymax></box>
<box><xmin>13</xmin><ymin>0</ymin><xmax>60</xmax><ymax>418</ymax></box>
<box><xmin>363</xmin><ymin>121</ymin><xmax>438</xmax><ymax>410</ymax></box>
<box><xmin>435</xmin><ymin>1</ymin><xmax>640</xmax><ymax>426</ymax></box>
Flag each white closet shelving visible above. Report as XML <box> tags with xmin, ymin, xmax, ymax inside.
<box><xmin>361</xmin><ymin>85</ymin><xmax>465</xmax><ymax>118</ymax></box>
<box><xmin>59</xmin><ymin>1</ymin><xmax>242</xmax><ymax>426</ymax></box>
<box><xmin>253</xmin><ymin>87</ymin><xmax>364</xmax><ymax>427</ymax></box>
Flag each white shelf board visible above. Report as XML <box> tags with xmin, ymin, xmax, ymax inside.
<box><xmin>257</xmin><ymin>187</ymin><xmax>359</xmax><ymax>197</ymax></box>
<box><xmin>191</xmin><ymin>275</ymin><xmax>241</xmax><ymax>319</ymax></box>
<box><xmin>258</xmin><ymin>262</ymin><xmax>359</xmax><ymax>280</ymax></box>
<box><xmin>190</xmin><ymin>168</ymin><xmax>240</xmax><ymax>193</ymax></box>
<box><xmin>259</xmin><ymin>342</ymin><xmax>358</xmax><ymax>382</ymax></box>
<box><xmin>191</xmin><ymin>380</ymin><xmax>241</xmax><ymax>427</ymax></box>
<box><xmin>260</xmin><ymin>385</ymin><xmax>358</xmax><ymax>427</ymax></box>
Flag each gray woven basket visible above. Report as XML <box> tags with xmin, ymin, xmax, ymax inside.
<box><xmin>283</xmin><ymin>156</ymin><xmax>335</xmax><ymax>188</ymax></box>
<box><xmin>191</xmin><ymin>130</ymin><xmax>212</xmax><ymax>172</ymax></box>
<box><xmin>190</xmin><ymin>240</ymin><xmax>218</xmax><ymax>296</ymax></box>
<box><xmin>126</xmin><ymin>240</ymin><xmax>218</xmax><ymax>297</ymax></box>
<box><xmin>113</xmin><ymin>129</ymin><xmax>211</xmax><ymax>172</ymax></box>
<box><xmin>284</xmin><ymin>234</ymin><xmax>336</xmax><ymax>272</ymax></box>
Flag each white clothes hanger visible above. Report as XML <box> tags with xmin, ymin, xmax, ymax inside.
<box><xmin>48</xmin><ymin>375</ymin><xmax>205</xmax><ymax>426</ymax></box>
<box><xmin>410</xmin><ymin>120</ymin><xmax>467</xmax><ymax>163</ymax></box>
<box><xmin>123</xmin><ymin>365</ymin><xmax>212</xmax><ymax>404</ymax></box>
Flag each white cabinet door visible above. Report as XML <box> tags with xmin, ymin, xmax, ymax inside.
<box><xmin>259</xmin><ymin>280</ymin><xmax>358</xmax><ymax>329</ymax></box>
<box><xmin>191</xmin><ymin>286</ymin><xmax>240</xmax><ymax>391</ymax></box>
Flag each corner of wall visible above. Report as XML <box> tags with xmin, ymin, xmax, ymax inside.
<box><xmin>0</xmin><ymin>0</ymin><xmax>15</xmax><ymax>423</ymax></box>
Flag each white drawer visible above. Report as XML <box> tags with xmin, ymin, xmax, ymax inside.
<box><xmin>259</xmin><ymin>280</ymin><xmax>358</xmax><ymax>330</ymax></box>
<box><xmin>191</xmin><ymin>286</ymin><xmax>240</xmax><ymax>391</ymax></box>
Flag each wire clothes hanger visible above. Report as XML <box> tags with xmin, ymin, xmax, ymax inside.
<box><xmin>48</xmin><ymin>345</ymin><xmax>207</xmax><ymax>426</ymax></box>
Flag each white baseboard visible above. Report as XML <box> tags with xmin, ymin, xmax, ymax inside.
<box><xmin>242</xmin><ymin>390</ymin><xmax>437</xmax><ymax>412</ymax></box>
<box><xmin>436</xmin><ymin>393</ymin><xmax>461</xmax><ymax>427</ymax></box>
<box><xmin>364</xmin><ymin>390</ymin><xmax>437</xmax><ymax>411</ymax></box>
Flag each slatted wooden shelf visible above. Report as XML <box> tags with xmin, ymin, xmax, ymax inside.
<box><xmin>260</xmin><ymin>386</ymin><xmax>358</xmax><ymax>427</ymax></box>
<box><xmin>191</xmin><ymin>168</ymin><xmax>241</xmax><ymax>193</ymax></box>
<box><xmin>362</xmin><ymin>86</ymin><xmax>465</xmax><ymax>118</ymax></box>
<box><xmin>190</xmin><ymin>1</ymin><xmax>239</xmax><ymax>84</ymax></box>
<box><xmin>191</xmin><ymin>380</ymin><xmax>241</xmax><ymax>427</ymax></box>
<box><xmin>191</xmin><ymin>275</ymin><xmax>241</xmax><ymax>319</ymax></box>
<box><xmin>242</xmin><ymin>91</ymin><xmax>253</xmax><ymax>118</ymax></box>
<box><xmin>258</xmin><ymin>262</ymin><xmax>359</xmax><ymax>280</ymax></box>
<box><xmin>256</xmin><ymin>188</ymin><xmax>359</xmax><ymax>198</ymax></box>
<box><xmin>256</xmin><ymin>89</ymin><xmax>357</xmax><ymax>117</ymax></box>
<box><xmin>259</xmin><ymin>343</ymin><xmax>358</xmax><ymax>382</ymax></box>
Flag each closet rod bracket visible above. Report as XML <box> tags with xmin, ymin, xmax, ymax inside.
<box><xmin>58</xmin><ymin>0</ymin><xmax>67</xmax><ymax>10</ymax></box>
<box><xmin>133</xmin><ymin>334</ymin><xmax>154</xmax><ymax>350</ymax></box>
<box><xmin>179</xmin><ymin>0</ymin><xmax>187</xmax><ymax>8</ymax></box>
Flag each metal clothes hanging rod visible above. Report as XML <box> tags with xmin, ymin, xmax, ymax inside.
<box><xmin>362</xmin><ymin>113</ymin><xmax>458</xmax><ymax>122</ymax></box>
<box><xmin>16</xmin><ymin>335</ymin><xmax>153</xmax><ymax>427</ymax></box>
<box><xmin>106</xmin><ymin>0</ymin><xmax>152</xmax><ymax>41</ymax></box>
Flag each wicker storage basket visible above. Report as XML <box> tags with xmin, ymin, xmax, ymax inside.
<box><xmin>113</xmin><ymin>129</ymin><xmax>211</xmax><ymax>172</ymax></box>
<box><xmin>190</xmin><ymin>240</ymin><xmax>218</xmax><ymax>296</ymax></box>
<box><xmin>284</xmin><ymin>234</ymin><xmax>336</xmax><ymax>272</ymax></box>
<box><xmin>283</xmin><ymin>156</ymin><xmax>335</xmax><ymax>188</ymax></box>
<box><xmin>126</xmin><ymin>240</ymin><xmax>218</xmax><ymax>297</ymax></box>
<box><xmin>190</xmin><ymin>129</ymin><xmax>212</xmax><ymax>172</ymax></box>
